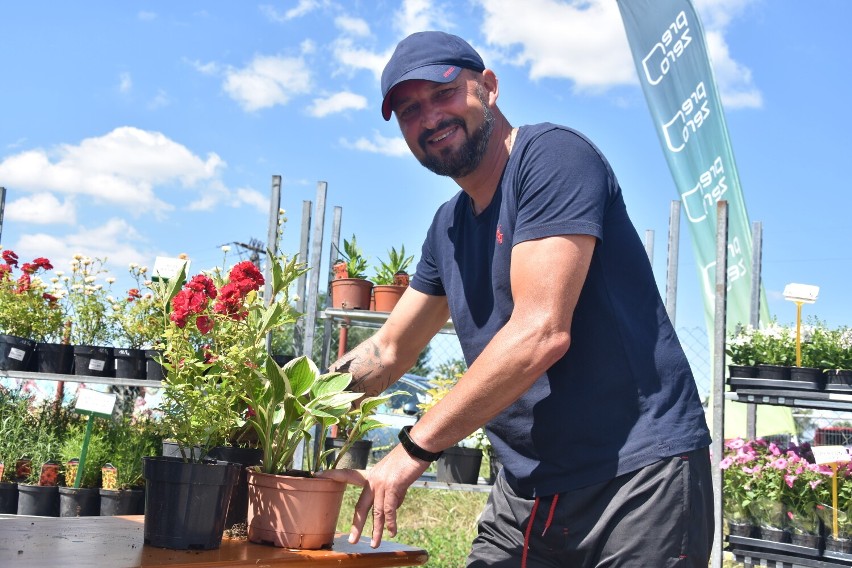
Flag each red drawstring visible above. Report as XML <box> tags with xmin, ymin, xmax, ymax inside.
<box><xmin>521</xmin><ymin>497</ymin><xmax>540</xmax><ymax>568</ymax></box>
<box><xmin>542</xmin><ymin>493</ymin><xmax>559</xmax><ymax>536</ymax></box>
<box><xmin>521</xmin><ymin>494</ymin><xmax>560</xmax><ymax>567</ymax></box>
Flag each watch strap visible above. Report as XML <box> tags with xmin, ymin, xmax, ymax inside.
<box><xmin>397</xmin><ymin>425</ymin><xmax>443</xmax><ymax>462</ymax></box>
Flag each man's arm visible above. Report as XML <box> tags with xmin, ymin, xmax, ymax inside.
<box><xmin>322</xmin><ymin>233</ymin><xmax>596</xmax><ymax>547</ymax></box>
<box><xmin>328</xmin><ymin>286</ymin><xmax>450</xmax><ymax>397</ymax></box>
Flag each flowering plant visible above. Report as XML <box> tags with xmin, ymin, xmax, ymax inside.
<box><xmin>781</xmin><ymin>442</ymin><xmax>833</xmax><ymax>534</ymax></box>
<box><xmin>726</xmin><ymin>325</ymin><xmax>759</xmax><ymax>367</ymax></box>
<box><xmin>109</xmin><ymin>263</ymin><xmax>162</xmax><ymax>349</ymax></box>
<box><xmin>752</xmin><ymin>321</ymin><xmax>796</xmax><ymax>366</ymax></box>
<box><xmin>59</xmin><ymin>254</ymin><xmax>116</xmax><ymax>346</ymax></box>
<box><xmin>0</xmin><ymin>249</ymin><xmax>65</xmax><ymax>342</ymax></box>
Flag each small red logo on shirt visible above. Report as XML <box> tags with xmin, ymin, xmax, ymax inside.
<box><xmin>496</xmin><ymin>225</ymin><xmax>504</xmax><ymax>244</ymax></box>
<box><xmin>443</xmin><ymin>66</ymin><xmax>456</xmax><ymax>78</ymax></box>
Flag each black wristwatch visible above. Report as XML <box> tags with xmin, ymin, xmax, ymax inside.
<box><xmin>398</xmin><ymin>425</ymin><xmax>443</xmax><ymax>462</ymax></box>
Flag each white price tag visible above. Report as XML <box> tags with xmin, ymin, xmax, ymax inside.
<box><xmin>812</xmin><ymin>446</ymin><xmax>851</xmax><ymax>465</ymax></box>
<box><xmin>88</xmin><ymin>358</ymin><xmax>106</xmax><ymax>372</ymax></box>
<box><xmin>153</xmin><ymin>256</ymin><xmax>189</xmax><ymax>282</ymax></box>
<box><xmin>74</xmin><ymin>388</ymin><xmax>117</xmax><ymax>418</ymax></box>
<box><xmin>8</xmin><ymin>348</ymin><xmax>25</xmax><ymax>361</ymax></box>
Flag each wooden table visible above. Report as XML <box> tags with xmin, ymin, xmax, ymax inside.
<box><xmin>0</xmin><ymin>515</ymin><xmax>428</xmax><ymax>567</ymax></box>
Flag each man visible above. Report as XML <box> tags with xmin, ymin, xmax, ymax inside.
<box><xmin>321</xmin><ymin>31</ymin><xmax>713</xmax><ymax>567</ymax></box>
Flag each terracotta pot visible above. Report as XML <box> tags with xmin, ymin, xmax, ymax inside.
<box><xmin>329</xmin><ymin>278</ymin><xmax>373</xmax><ymax>310</ymax></box>
<box><xmin>247</xmin><ymin>469</ymin><xmax>346</xmax><ymax>549</ymax></box>
<box><xmin>373</xmin><ymin>285</ymin><xmax>406</xmax><ymax>313</ymax></box>
<box><xmin>332</xmin><ymin>261</ymin><xmax>349</xmax><ymax>280</ymax></box>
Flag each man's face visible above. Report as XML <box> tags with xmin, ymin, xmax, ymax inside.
<box><xmin>389</xmin><ymin>73</ymin><xmax>495</xmax><ymax>179</ymax></box>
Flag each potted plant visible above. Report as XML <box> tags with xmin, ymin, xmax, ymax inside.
<box><xmin>371</xmin><ymin>244</ymin><xmax>413</xmax><ymax>313</ymax></box>
<box><xmin>109</xmin><ymin>263</ymin><xmax>161</xmax><ymax>380</ymax></box>
<box><xmin>794</xmin><ymin>319</ymin><xmax>830</xmax><ymax>387</ymax></box>
<box><xmin>0</xmin><ymin>249</ymin><xmax>64</xmax><ymax>371</ymax></box>
<box><xmin>822</xmin><ymin>325</ymin><xmax>852</xmax><ymax>387</ymax></box>
<box><xmin>816</xmin><ymin>461</ymin><xmax>852</xmax><ymax>553</ymax></box>
<box><xmin>726</xmin><ymin>324</ymin><xmax>758</xmax><ymax>379</ymax></box>
<box><xmin>58</xmin><ymin>419</ymin><xmax>111</xmax><ymax>517</ymax></box>
<box><xmin>98</xmin><ymin>413</ymin><xmax>160</xmax><ymax>516</ymax></box>
<box><xmin>60</xmin><ymin>254</ymin><xmax>117</xmax><ymax>377</ymax></box>
<box><xmin>329</xmin><ymin>235</ymin><xmax>373</xmax><ymax>310</ymax></box>
<box><xmin>781</xmin><ymin>441</ymin><xmax>833</xmax><ymax>548</ymax></box>
<box><xmin>239</xmin><ymin>355</ymin><xmax>390</xmax><ymax>549</ymax></box>
<box><xmin>752</xmin><ymin>321</ymin><xmax>796</xmax><ymax>381</ymax></box>
<box><xmin>0</xmin><ymin>384</ymin><xmax>36</xmax><ymax>513</ymax></box>
<box><xmin>418</xmin><ymin>361</ymin><xmax>487</xmax><ymax>485</ymax></box>
<box><xmin>15</xmin><ymin>398</ymin><xmax>74</xmax><ymax>517</ymax></box>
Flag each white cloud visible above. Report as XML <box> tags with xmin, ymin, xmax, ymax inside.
<box><xmin>307</xmin><ymin>91</ymin><xmax>368</xmax><ymax>117</ymax></box>
<box><xmin>223</xmin><ymin>55</ymin><xmax>312</xmax><ymax>112</ymax></box>
<box><xmin>137</xmin><ymin>11</ymin><xmax>157</xmax><ymax>21</ymax></box>
<box><xmin>235</xmin><ymin>187</ymin><xmax>268</xmax><ymax>211</ymax></box>
<box><xmin>260</xmin><ymin>1</ymin><xmax>319</xmax><ymax>23</ymax></box>
<box><xmin>477</xmin><ymin>0</ymin><xmax>634</xmax><ymax>89</ymax></box>
<box><xmin>185</xmin><ymin>58</ymin><xmax>220</xmax><ymax>75</ymax></box>
<box><xmin>340</xmin><ymin>132</ymin><xmax>410</xmax><ymax>156</ymax></box>
<box><xmin>394</xmin><ymin>0</ymin><xmax>444</xmax><ymax>38</ymax></box>
<box><xmin>12</xmin><ymin>218</ymin><xmax>153</xmax><ymax>276</ymax></box>
<box><xmin>0</xmin><ymin>127</ymin><xmax>226</xmax><ymax>217</ymax></box>
<box><xmin>148</xmin><ymin>89</ymin><xmax>171</xmax><ymax>110</ymax></box>
<box><xmin>5</xmin><ymin>192</ymin><xmax>76</xmax><ymax>224</ymax></box>
<box><xmin>118</xmin><ymin>72</ymin><xmax>132</xmax><ymax>94</ymax></box>
<box><xmin>335</xmin><ymin>16</ymin><xmax>370</xmax><ymax>37</ymax></box>
<box><xmin>332</xmin><ymin>37</ymin><xmax>391</xmax><ymax>80</ymax></box>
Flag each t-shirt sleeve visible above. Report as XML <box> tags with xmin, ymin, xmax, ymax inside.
<box><xmin>410</xmin><ymin>217</ymin><xmax>446</xmax><ymax>297</ymax></box>
<box><xmin>512</xmin><ymin>128</ymin><xmax>616</xmax><ymax>245</ymax></box>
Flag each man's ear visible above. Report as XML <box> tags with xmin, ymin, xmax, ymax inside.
<box><xmin>481</xmin><ymin>69</ymin><xmax>499</xmax><ymax>105</ymax></box>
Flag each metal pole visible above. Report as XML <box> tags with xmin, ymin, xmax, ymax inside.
<box><xmin>0</xmin><ymin>187</ymin><xmax>6</xmax><ymax>246</ymax></box>
<box><xmin>263</xmin><ymin>176</ymin><xmax>282</xmax><ymax>352</ymax></box>
<box><xmin>665</xmin><ymin>201</ymin><xmax>680</xmax><ymax>325</ymax></box>
<box><xmin>320</xmin><ymin>207</ymin><xmax>343</xmax><ymax>369</ymax></box>
<box><xmin>644</xmin><ymin>229</ymin><xmax>654</xmax><ymax>265</ymax></box>
<box><xmin>302</xmin><ymin>182</ymin><xmax>327</xmax><ymax>360</ymax></box>
<box><xmin>293</xmin><ymin>200</ymin><xmax>313</xmax><ymax>355</ymax></box>
<box><xmin>710</xmin><ymin>201</ymin><xmax>729</xmax><ymax>568</ymax></box>
<box><xmin>746</xmin><ymin>221</ymin><xmax>763</xmax><ymax>439</ymax></box>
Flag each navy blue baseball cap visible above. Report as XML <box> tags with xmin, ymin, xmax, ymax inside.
<box><xmin>381</xmin><ymin>31</ymin><xmax>485</xmax><ymax>120</ymax></box>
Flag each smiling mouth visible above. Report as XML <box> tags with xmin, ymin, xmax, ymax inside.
<box><xmin>429</xmin><ymin>126</ymin><xmax>458</xmax><ymax>145</ymax></box>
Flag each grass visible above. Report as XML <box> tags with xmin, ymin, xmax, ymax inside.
<box><xmin>336</xmin><ymin>485</ymin><xmax>743</xmax><ymax>567</ymax></box>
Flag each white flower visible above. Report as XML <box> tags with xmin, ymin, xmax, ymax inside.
<box><xmin>221</xmin><ymin>245</ymin><xmax>231</xmax><ymax>253</ymax></box>
<box><xmin>129</xmin><ymin>262</ymin><xmax>139</xmax><ymax>269</ymax></box>
<box><xmin>106</xmin><ymin>277</ymin><xmax>115</xmax><ymax>284</ymax></box>
<box><xmin>72</xmin><ymin>253</ymin><xmax>83</xmax><ymax>261</ymax></box>
<box><xmin>84</xmin><ymin>276</ymin><xmax>96</xmax><ymax>283</ymax></box>
<box><xmin>55</xmin><ymin>271</ymin><xmax>64</xmax><ymax>277</ymax></box>
<box><xmin>140</xmin><ymin>266</ymin><xmax>148</xmax><ymax>274</ymax></box>
<box><xmin>50</xmin><ymin>277</ymin><xmax>59</xmax><ymax>283</ymax></box>
<box><xmin>112</xmin><ymin>304</ymin><xmax>122</xmax><ymax>311</ymax></box>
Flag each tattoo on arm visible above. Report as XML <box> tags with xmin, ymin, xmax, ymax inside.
<box><xmin>328</xmin><ymin>338</ymin><xmax>394</xmax><ymax>397</ymax></box>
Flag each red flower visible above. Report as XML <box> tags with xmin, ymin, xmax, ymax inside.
<box><xmin>127</xmin><ymin>288</ymin><xmax>142</xmax><ymax>302</ymax></box>
<box><xmin>186</xmin><ymin>275</ymin><xmax>217</xmax><ymax>299</ymax></box>
<box><xmin>42</xmin><ymin>293</ymin><xmax>59</xmax><ymax>306</ymax></box>
<box><xmin>196</xmin><ymin>316</ymin><xmax>214</xmax><ymax>335</ymax></box>
<box><xmin>20</xmin><ymin>263</ymin><xmax>37</xmax><ymax>274</ymax></box>
<box><xmin>0</xmin><ymin>264</ymin><xmax>10</xmax><ymax>280</ymax></box>
<box><xmin>32</xmin><ymin>257</ymin><xmax>53</xmax><ymax>271</ymax></box>
<box><xmin>1</xmin><ymin>250</ymin><xmax>18</xmax><ymax>267</ymax></box>
<box><xmin>213</xmin><ymin>282</ymin><xmax>246</xmax><ymax>319</ymax></box>
<box><xmin>229</xmin><ymin>262</ymin><xmax>264</xmax><ymax>293</ymax></box>
<box><xmin>16</xmin><ymin>273</ymin><xmax>31</xmax><ymax>293</ymax></box>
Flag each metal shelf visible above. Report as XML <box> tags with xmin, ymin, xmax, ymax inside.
<box><xmin>0</xmin><ymin>369</ymin><xmax>160</xmax><ymax>388</ymax></box>
<box><xmin>323</xmin><ymin>308</ymin><xmax>455</xmax><ymax>333</ymax></box>
<box><xmin>725</xmin><ymin>388</ymin><xmax>852</xmax><ymax>412</ymax></box>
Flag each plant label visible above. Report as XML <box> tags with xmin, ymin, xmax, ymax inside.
<box><xmin>812</xmin><ymin>445</ymin><xmax>850</xmax><ymax>465</ymax></box>
<box><xmin>74</xmin><ymin>388</ymin><xmax>117</xmax><ymax>419</ymax></box>
<box><xmin>153</xmin><ymin>256</ymin><xmax>190</xmax><ymax>282</ymax></box>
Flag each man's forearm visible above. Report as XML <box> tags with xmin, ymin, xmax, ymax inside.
<box><xmin>328</xmin><ymin>336</ymin><xmax>397</xmax><ymax>397</ymax></box>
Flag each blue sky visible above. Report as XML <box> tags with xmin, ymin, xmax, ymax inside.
<box><xmin>1</xmin><ymin>0</ymin><xmax>850</xmax><ymax>338</ymax></box>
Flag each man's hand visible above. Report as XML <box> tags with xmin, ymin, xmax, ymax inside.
<box><xmin>318</xmin><ymin>443</ymin><xmax>430</xmax><ymax>548</ymax></box>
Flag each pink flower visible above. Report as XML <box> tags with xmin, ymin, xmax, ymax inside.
<box><xmin>720</xmin><ymin>457</ymin><xmax>734</xmax><ymax>470</ymax></box>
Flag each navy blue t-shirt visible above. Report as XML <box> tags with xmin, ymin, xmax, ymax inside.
<box><xmin>411</xmin><ymin>123</ymin><xmax>711</xmax><ymax>497</ymax></box>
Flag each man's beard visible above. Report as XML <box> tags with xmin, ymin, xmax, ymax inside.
<box><xmin>417</xmin><ymin>87</ymin><xmax>495</xmax><ymax>178</ymax></box>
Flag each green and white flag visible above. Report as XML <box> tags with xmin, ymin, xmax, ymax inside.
<box><xmin>617</xmin><ymin>0</ymin><xmax>769</xmax><ymax>333</ymax></box>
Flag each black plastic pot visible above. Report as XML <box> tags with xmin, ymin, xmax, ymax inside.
<box><xmin>0</xmin><ymin>334</ymin><xmax>36</xmax><ymax>371</ymax></box>
<box><xmin>206</xmin><ymin>446</ymin><xmax>263</xmax><ymax>530</ymax></box>
<box><xmin>17</xmin><ymin>484</ymin><xmax>59</xmax><ymax>516</ymax></box>
<box><xmin>113</xmin><ymin>348</ymin><xmax>145</xmax><ymax>380</ymax></box>
<box><xmin>142</xmin><ymin>456</ymin><xmax>240</xmax><ymax>550</ymax></box>
<box><xmin>0</xmin><ymin>482</ymin><xmax>19</xmax><ymax>513</ymax></box>
<box><xmin>324</xmin><ymin>437</ymin><xmax>372</xmax><ymax>470</ymax></box>
<box><xmin>790</xmin><ymin>366</ymin><xmax>826</xmax><ymax>388</ymax></box>
<box><xmin>757</xmin><ymin>364</ymin><xmax>791</xmax><ymax>381</ymax></box>
<box><xmin>99</xmin><ymin>488</ymin><xmax>144</xmax><ymax>516</ymax></box>
<box><xmin>728</xmin><ymin>364</ymin><xmax>757</xmax><ymax>379</ymax></box>
<box><xmin>161</xmin><ymin>440</ymin><xmax>203</xmax><ymax>461</ymax></box>
<box><xmin>437</xmin><ymin>446</ymin><xmax>483</xmax><ymax>485</ymax></box>
<box><xmin>145</xmin><ymin>349</ymin><xmax>166</xmax><ymax>381</ymax></box>
<box><xmin>32</xmin><ymin>342</ymin><xmax>74</xmax><ymax>374</ymax></box>
<box><xmin>59</xmin><ymin>486</ymin><xmax>100</xmax><ymax>517</ymax></box>
<box><xmin>73</xmin><ymin>345</ymin><xmax>114</xmax><ymax>378</ymax></box>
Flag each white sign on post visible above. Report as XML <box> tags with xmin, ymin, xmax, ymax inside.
<box><xmin>152</xmin><ymin>256</ymin><xmax>189</xmax><ymax>282</ymax></box>
<box><xmin>74</xmin><ymin>388</ymin><xmax>118</xmax><ymax>419</ymax></box>
<box><xmin>811</xmin><ymin>445</ymin><xmax>851</xmax><ymax>465</ymax></box>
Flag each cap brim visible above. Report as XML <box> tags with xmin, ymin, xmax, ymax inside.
<box><xmin>381</xmin><ymin>64</ymin><xmax>463</xmax><ymax>120</ymax></box>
